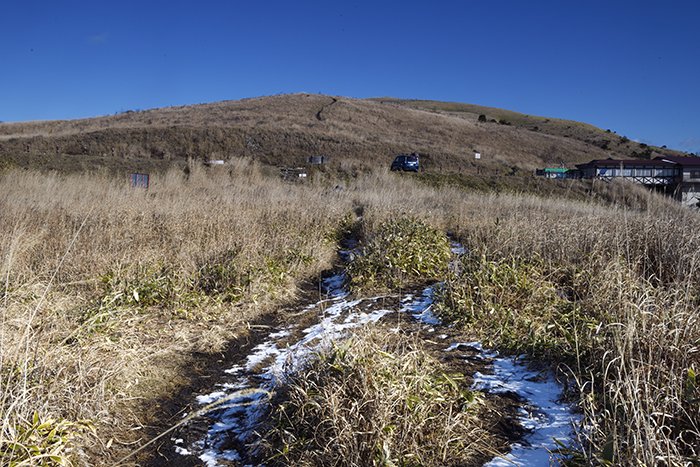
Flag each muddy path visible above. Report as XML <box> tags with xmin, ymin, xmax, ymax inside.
<box><xmin>137</xmin><ymin>280</ymin><xmax>351</xmax><ymax>466</ymax></box>
<box><xmin>143</xmin><ymin>241</ymin><xmax>581</xmax><ymax>466</ymax></box>
<box><xmin>134</xmin><ymin>311</ymin><xmax>296</xmax><ymax>466</ymax></box>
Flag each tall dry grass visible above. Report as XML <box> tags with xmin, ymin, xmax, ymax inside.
<box><xmin>0</xmin><ymin>162</ymin><xmax>495</xmax><ymax>464</ymax></box>
<box><xmin>430</xmin><ymin>187</ymin><xmax>700</xmax><ymax>464</ymax></box>
<box><xmin>314</xmin><ymin>176</ymin><xmax>700</xmax><ymax>463</ymax></box>
<box><xmin>0</xmin><ymin>161</ymin><xmax>355</xmax><ymax>464</ymax></box>
<box><xmin>2</xmin><ymin>161</ymin><xmax>698</xmax><ymax>464</ymax></box>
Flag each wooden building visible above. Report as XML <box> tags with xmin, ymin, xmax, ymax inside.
<box><xmin>575</xmin><ymin>155</ymin><xmax>700</xmax><ymax>206</ymax></box>
<box><xmin>575</xmin><ymin>159</ymin><xmax>679</xmax><ymax>186</ymax></box>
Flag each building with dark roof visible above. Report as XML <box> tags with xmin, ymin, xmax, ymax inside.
<box><xmin>574</xmin><ymin>155</ymin><xmax>700</xmax><ymax>206</ymax></box>
<box><xmin>575</xmin><ymin>159</ymin><xmax>679</xmax><ymax>185</ymax></box>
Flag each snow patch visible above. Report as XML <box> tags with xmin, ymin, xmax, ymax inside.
<box><xmin>268</xmin><ymin>329</ymin><xmax>291</xmax><ymax>339</ymax></box>
<box><xmin>174</xmin><ymin>445</ymin><xmax>191</xmax><ymax>456</ymax></box>
<box><xmin>224</xmin><ymin>364</ymin><xmax>243</xmax><ymax>375</ymax></box>
<box><xmin>245</xmin><ymin>340</ymin><xmax>282</xmax><ymax>372</ymax></box>
<box><xmin>400</xmin><ymin>286</ymin><xmax>440</xmax><ymax>325</ymax></box>
<box><xmin>321</xmin><ymin>272</ymin><xmax>347</xmax><ymax>298</ymax></box>
<box><xmin>196</xmin><ymin>391</ymin><xmax>225</xmax><ymax>405</ymax></box>
<box><xmin>474</xmin><ymin>356</ymin><xmax>581</xmax><ymax>466</ymax></box>
<box><xmin>445</xmin><ymin>341</ymin><xmax>482</xmax><ymax>352</ymax></box>
<box><xmin>185</xmin><ymin>241</ymin><xmax>579</xmax><ymax>465</ymax></box>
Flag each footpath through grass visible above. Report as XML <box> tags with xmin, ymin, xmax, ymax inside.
<box><xmin>435</xmin><ymin>200</ymin><xmax>700</xmax><ymax>465</ymax></box>
<box><xmin>1</xmin><ymin>163</ymin><xmax>698</xmax><ymax>465</ymax></box>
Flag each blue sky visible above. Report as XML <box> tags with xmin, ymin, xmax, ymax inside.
<box><xmin>1</xmin><ymin>0</ymin><xmax>698</xmax><ymax>152</ymax></box>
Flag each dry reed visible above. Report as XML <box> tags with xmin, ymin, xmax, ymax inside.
<box><xmin>263</xmin><ymin>326</ymin><xmax>492</xmax><ymax>466</ymax></box>
<box><xmin>1</xmin><ymin>163</ymin><xmax>698</xmax><ymax>464</ymax></box>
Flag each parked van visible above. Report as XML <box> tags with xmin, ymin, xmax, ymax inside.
<box><xmin>391</xmin><ymin>153</ymin><xmax>420</xmax><ymax>172</ymax></box>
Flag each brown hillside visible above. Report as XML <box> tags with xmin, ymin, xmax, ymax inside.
<box><xmin>0</xmin><ymin>94</ymin><xmax>686</xmax><ymax>174</ymax></box>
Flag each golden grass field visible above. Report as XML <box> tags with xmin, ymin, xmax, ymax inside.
<box><xmin>1</xmin><ymin>159</ymin><xmax>699</xmax><ymax>465</ymax></box>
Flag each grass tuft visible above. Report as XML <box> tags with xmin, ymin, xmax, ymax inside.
<box><xmin>435</xmin><ymin>253</ymin><xmax>598</xmax><ymax>362</ymax></box>
<box><xmin>263</xmin><ymin>327</ymin><xmax>491</xmax><ymax>466</ymax></box>
<box><xmin>348</xmin><ymin>217</ymin><xmax>451</xmax><ymax>292</ymax></box>
<box><xmin>0</xmin><ymin>412</ymin><xmax>95</xmax><ymax>466</ymax></box>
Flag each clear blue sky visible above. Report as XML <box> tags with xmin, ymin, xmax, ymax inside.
<box><xmin>1</xmin><ymin>0</ymin><xmax>698</xmax><ymax>152</ymax></box>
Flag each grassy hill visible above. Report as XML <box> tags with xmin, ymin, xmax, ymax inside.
<box><xmin>2</xmin><ymin>98</ymin><xmax>699</xmax><ymax>465</ymax></box>
<box><xmin>0</xmin><ymin>94</ymin><xmax>687</xmax><ymax>175</ymax></box>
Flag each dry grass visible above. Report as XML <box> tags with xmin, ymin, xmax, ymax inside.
<box><xmin>1</xmin><ymin>161</ymin><xmax>698</xmax><ymax>465</ymax></box>
<box><xmin>0</xmin><ymin>164</ymin><xmax>486</xmax><ymax>465</ymax></box>
<box><xmin>1</xmin><ymin>94</ymin><xmax>688</xmax><ymax>176</ymax></box>
<box><xmin>432</xmin><ymin>187</ymin><xmax>700</xmax><ymax>464</ymax></box>
<box><xmin>0</xmin><ymin>161</ymin><xmax>351</xmax><ymax>464</ymax></box>
<box><xmin>263</xmin><ymin>326</ymin><xmax>492</xmax><ymax>467</ymax></box>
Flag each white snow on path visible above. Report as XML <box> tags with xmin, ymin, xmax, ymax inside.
<box><xmin>181</xmin><ymin>241</ymin><xmax>580</xmax><ymax>466</ymax></box>
<box><xmin>186</xmin><ymin>270</ymin><xmax>393</xmax><ymax>466</ymax></box>
<box><xmin>406</xmin><ymin>285</ymin><xmax>581</xmax><ymax>465</ymax></box>
<box><xmin>476</xmin><ymin>356</ymin><xmax>581</xmax><ymax>466</ymax></box>
<box><xmin>400</xmin><ymin>286</ymin><xmax>441</xmax><ymax>325</ymax></box>
<box><xmin>442</xmin><ymin>341</ymin><xmax>581</xmax><ymax>466</ymax></box>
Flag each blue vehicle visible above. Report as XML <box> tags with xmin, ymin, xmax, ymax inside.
<box><xmin>391</xmin><ymin>153</ymin><xmax>420</xmax><ymax>172</ymax></box>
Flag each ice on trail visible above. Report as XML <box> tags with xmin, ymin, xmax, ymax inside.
<box><xmin>223</xmin><ymin>364</ymin><xmax>243</xmax><ymax>375</ymax></box>
<box><xmin>441</xmin><ymin>342</ymin><xmax>580</xmax><ymax>466</ymax></box>
<box><xmin>407</xmin><ymin>282</ymin><xmax>580</xmax><ymax>465</ymax></box>
<box><xmin>320</xmin><ymin>271</ymin><xmax>348</xmax><ymax>298</ymax></box>
<box><xmin>174</xmin><ymin>445</ymin><xmax>191</xmax><ymax>456</ymax></box>
<box><xmin>187</xmin><ymin>270</ymin><xmax>393</xmax><ymax>465</ymax></box>
<box><xmin>446</xmin><ymin>341</ymin><xmax>483</xmax><ymax>352</ymax></box>
<box><xmin>475</xmin><ymin>355</ymin><xmax>581</xmax><ymax>466</ymax></box>
<box><xmin>199</xmin><ymin>449</ymin><xmax>240</xmax><ymax>467</ymax></box>
<box><xmin>196</xmin><ymin>391</ymin><xmax>226</xmax><ymax>405</ymax></box>
<box><xmin>400</xmin><ymin>286</ymin><xmax>440</xmax><ymax>325</ymax></box>
<box><xmin>182</xmin><ymin>242</ymin><xmax>580</xmax><ymax>466</ymax></box>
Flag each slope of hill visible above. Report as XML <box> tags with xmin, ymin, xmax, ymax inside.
<box><xmin>0</xmin><ymin>94</ymin><xmax>686</xmax><ymax>174</ymax></box>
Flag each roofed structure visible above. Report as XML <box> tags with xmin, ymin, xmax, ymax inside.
<box><xmin>571</xmin><ymin>154</ymin><xmax>700</xmax><ymax>206</ymax></box>
<box><xmin>575</xmin><ymin>158</ymin><xmax>679</xmax><ymax>185</ymax></box>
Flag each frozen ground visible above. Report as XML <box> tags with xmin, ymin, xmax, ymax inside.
<box><xmin>186</xmin><ymin>271</ymin><xmax>391</xmax><ymax>465</ymax></box>
<box><xmin>459</xmin><ymin>343</ymin><xmax>580</xmax><ymax>466</ymax></box>
<box><xmin>178</xmin><ymin>243</ymin><xmax>580</xmax><ymax>466</ymax></box>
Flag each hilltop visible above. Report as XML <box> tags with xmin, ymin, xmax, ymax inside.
<box><xmin>0</xmin><ymin>94</ymin><xmax>687</xmax><ymax>175</ymax></box>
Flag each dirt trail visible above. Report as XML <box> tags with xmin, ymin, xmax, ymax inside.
<box><xmin>151</xmin><ymin>241</ymin><xmax>580</xmax><ymax>466</ymax></box>
<box><xmin>315</xmin><ymin>97</ymin><xmax>338</xmax><ymax>121</ymax></box>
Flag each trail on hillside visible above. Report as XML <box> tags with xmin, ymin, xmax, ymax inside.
<box><xmin>315</xmin><ymin>97</ymin><xmax>338</xmax><ymax>121</ymax></box>
<box><xmin>168</xmin><ymin>242</ymin><xmax>581</xmax><ymax>466</ymax></box>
